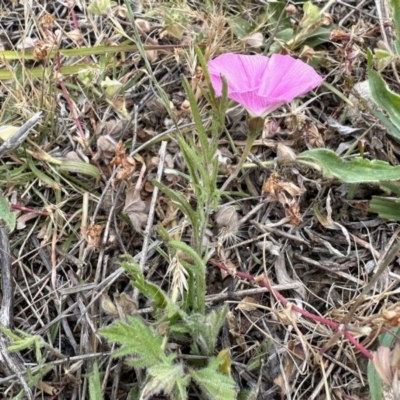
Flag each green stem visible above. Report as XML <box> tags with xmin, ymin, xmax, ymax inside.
<box><xmin>242</xmin><ymin>158</ymin><xmax>321</xmax><ymax>171</ymax></box>
<box><xmin>220</xmin><ymin>129</ymin><xmax>259</xmax><ymax>191</ymax></box>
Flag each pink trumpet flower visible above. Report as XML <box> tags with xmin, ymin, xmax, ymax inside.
<box><xmin>207</xmin><ymin>53</ymin><xmax>323</xmax><ymax>117</ymax></box>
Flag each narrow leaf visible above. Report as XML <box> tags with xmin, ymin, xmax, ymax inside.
<box><xmin>89</xmin><ymin>361</ymin><xmax>103</xmax><ymax>400</ymax></box>
<box><xmin>368</xmin><ymin>360</ymin><xmax>383</xmax><ymax>400</ymax></box>
<box><xmin>390</xmin><ymin>0</ymin><xmax>400</xmax><ymax>56</ymax></box>
<box><xmin>152</xmin><ymin>181</ymin><xmax>198</xmax><ymax>226</ymax></box>
<box><xmin>27</xmin><ymin>157</ymin><xmax>60</xmax><ymax>190</ymax></box>
<box><xmin>59</xmin><ymin>161</ymin><xmax>100</xmax><ymax>179</ymax></box>
<box><xmin>120</xmin><ymin>258</ymin><xmax>169</xmax><ymax>310</ymax></box>
<box><xmin>368</xmin><ymin>49</ymin><xmax>400</xmax><ymax>139</ymax></box>
<box><xmin>369</xmin><ymin>196</ymin><xmax>400</xmax><ymax>220</ymax></box>
<box><xmin>0</xmin><ymin>195</ymin><xmax>16</xmax><ymax>232</ymax></box>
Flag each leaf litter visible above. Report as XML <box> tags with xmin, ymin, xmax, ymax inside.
<box><xmin>0</xmin><ymin>0</ymin><xmax>399</xmax><ymax>399</ymax></box>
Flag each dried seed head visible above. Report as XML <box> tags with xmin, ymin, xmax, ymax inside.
<box><xmin>215</xmin><ymin>206</ymin><xmax>242</xmax><ymax>244</ymax></box>
<box><xmin>135</xmin><ymin>19</ymin><xmax>152</xmax><ymax>33</ymax></box>
<box><xmin>330</xmin><ymin>29</ymin><xmax>350</xmax><ymax>42</ymax></box>
<box><xmin>65</xmin><ymin>29</ymin><xmax>84</xmax><ymax>45</ymax></box>
<box><xmin>180</xmin><ymin>99</ymin><xmax>191</xmax><ymax>115</ymax></box>
<box><xmin>263</xmin><ymin>119</ymin><xmax>280</xmax><ymax>136</ymax></box>
<box><xmin>216</xmin><ymin>148</ymin><xmax>232</xmax><ymax>175</ymax></box>
<box><xmin>276</xmin><ymin>143</ymin><xmax>296</xmax><ymax>163</ymax></box>
<box><xmin>321</xmin><ymin>13</ymin><xmax>333</xmax><ymax>26</ymax></box>
<box><xmin>33</xmin><ymin>40</ymin><xmax>48</xmax><ymax>60</ymax></box>
<box><xmin>39</xmin><ymin>13</ymin><xmax>56</xmax><ymax>29</ymax></box>
<box><xmin>145</xmin><ymin>49</ymin><xmax>158</xmax><ymax>63</ymax></box>
<box><xmin>305</xmin><ymin>123</ymin><xmax>324</xmax><ymax>148</ymax></box>
<box><xmin>245</xmin><ymin>32</ymin><xmax>264</xmax><ymax>48</ymax></box>
<box><xmin>100</xmin><ymin>293</ymin><xmax>118</xmax><ymax>315</ymax></box>
<box><xmin>167</xmin><ymin>254</ymin><xmax>189</xmax><ymax>298</ymax></box>
<box><xmin>285</xmin><ymin>5</ymin><xmax>297</xmax><ymax>15</ymax></box>
<box><xmin>299</xmin><ymin>45</ymin><xmax>316</xmax><ymax>62</ymax></box>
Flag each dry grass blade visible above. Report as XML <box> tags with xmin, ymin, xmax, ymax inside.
<box><xmin>0</xmin><ymin>0</ymin><xmax>400</xmax><ymax>398</ymax></box>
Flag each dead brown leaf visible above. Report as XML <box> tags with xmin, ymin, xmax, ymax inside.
<box><xmin>285</xmin><ymin>198</ymin><xmax>303</xmax><ymax>226</ymax></box>
<box><xmin>383</xmin><ymin>303</ymin><xmax>400</xmax><ymax>327</ymax></box>
<box><xmin>100</xmin><ymin>293</ymin><xmax>118</xmax><ymax>315</ymax></box>
<box><xmin>123</xmin><ymin>186</ymin><xmax>148</xmax><ymax>232</ymax></box>
<box><xmin>83</xmin><ymin>224</ymin><xmax>103</xmax><ymax>249</ymax></box>
<box><xmin>236</xmin><ymin>296</ymin><xmax>259</xmax><ymax>311</ymax></box>
<box><xmin>110</xmin><ymin>140</ymin><xmax>136</xmax><ymax>180</ymax></box>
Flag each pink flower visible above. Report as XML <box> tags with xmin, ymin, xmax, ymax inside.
<box><xmin>207</xmin><ymin>53</ymin><xmax>323</xmax><ymax>117</ymax></box>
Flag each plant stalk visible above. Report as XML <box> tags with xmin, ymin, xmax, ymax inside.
<box><xmin>220</xmin><ymin>117</ymin><xmax>264</xmax><ymax>191</ymax></box>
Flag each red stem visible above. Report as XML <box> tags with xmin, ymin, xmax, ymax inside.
<box><xmin>66</xmin><ymin>0</ymin><xmax>79</xmax><ymax>30</ymax></box>
<box><xmin>209</xmin><ymin>259</ymin><xmax>373</xmax><ymax>360</ymax></box>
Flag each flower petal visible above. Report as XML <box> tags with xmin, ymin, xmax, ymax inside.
<box><xmin>228</xmin><ymin>90</ymin><xmax>284</xmax><ymax>117</ymax></box>
<box><xmin>208</xmin><ymin>53</ymin><xmax>269</xmax><ymax>97</ymax></box>
<box><xmin>258</xmin><ymin>54</ymin><xmax>323</xmax><ymax>103</ymax></box>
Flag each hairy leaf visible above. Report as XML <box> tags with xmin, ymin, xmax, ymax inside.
<box><xmin>298</xmin><ymin>149</ymin><xmax>400</xmax><ymax>183</ymax></box>
<box><xmin>184</xmin><ymin>306</ymin><xmax>228</xmax><ymax>356</ymax></box>
<box><xmin>141</xmin><ymin>362</ymin><xmax>189</xmax><ymax>400</ymax></box>
<box><xmin>190</xmin><ymin>358</ymin><xmax>236</xmax><ymax>400</ymax></box>
<box><xmin>100</xmin><ymin>317</ymin><xmax>164</xmax><ymax>368</ymax></box>
<box><xmin>89</xmin><ymin>361</ymin><xmax>103</xmax><ymax>400</ymax></box>
<box><xmin>0</xmin><ymin>195</ymin><xmax>15</xmax><ymax>232</ymax></box>
<box><xmin>238</xmin><ymin>385</ymin><xmax>258</xmax><ymax>400</ymax></box>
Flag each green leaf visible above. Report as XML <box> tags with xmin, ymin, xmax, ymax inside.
<box><xmin>390</xmin><ymin>0</ymin><xmax>400</xmax><ymax>57</ymax></box>
<box><xmin>322</xmin><ymin>81</ymin><xmax>353</xmax><ymax>106</ymax></box>
<box><xmin>238</xmin><ymin>385</ymin><xmax>258</xmax><ymax>400</ymax></box>
<box><xmin>183</xmin><ymin>306</ymin><xmax>228</xmax><ymax>356</ymax></box>
<box><xmin>368</xmin><ymin>49</ymin><xmax>400</xmax><ymax>140</ymax></box>
<box><xmin>100</xmin><ymin>316</ymin><xmax>164</xmax><ymax>368</ymax></box>
<box><xmin>0</xmin><ymin>195</ymin><xmax>15</xmax><ymax>232</ymax></box>
<box><xmin>369</xmin><ymin>196</ymin><xmax>400</xmax><ymax>220</ymax></box>
<box><xmin>370</xmin><ymin>108</ymin><xmax>400</xmax><ymax>141</ymax></box>
<box><xmin>89</xmin><ymin>361</ymin><xmax>104</xmax><ymax>400</ymax></box>
<box><xmin>1</xmin><ymin>328</ymin><xmax>43</xmax><ymax>354</ymax></box>
<box><xmin>380</xmin><ymin>180</ymin><xmax>400</xmax><ymax>196</ymax></box>
<box><xmin>88</xmin><ymin>0</ymin><xmax>116</xmax><ymax>15</ymax></box>
<box><xmin>120</xmin><ymin>257</ymin><xmax>169</xmax><ymax>311</ymax></box>
<box><xmin>27</xmin><ymin>156</ymin><xmax>61</xmax><ymax>190</ymax></box>
<box><xmin>368</xmin><ymin>360</ymin><xmax>383</xmax><ymax>400</ymax></box>
<box><xmin>300</xmin><ymin>1</ymin><xmax>321</xmax><ymax>27</ymax></box>
<box><xmin>367</xmin><ymin>327</ymin><xmax>400</xmax><ymax>400</ymax></box>
<box><xmin>227</xmin><ymin>16</ymin><xmax>253</xmax><ymax>39</ymax></box>
<box><xmin>247</xmin><ymin>340</ymin><xmax>272</xmax><ymax>371</ymax></box>
<box><xmin>298</xmin><ymin>149</ymin><xmax>400</xmax><ymax>183</ymax></box>
<box><xmin>182</xmin><ymin>77</ymin><xmax>207</xmax><ymax>148</ymax></box>
<box><xmin>267</xmin><ymin>2</ymin><xmax>292</xmax><ymax>30</ymax></box>
<box><xmin>274</xmin><ymin>28</ymin><xmax>295</xmax><ymax>43</ymax></box>
<box><xmin>379</xmin><ymin>327</ymin><xmax>400</xmax><ymax>347</ymax></box>
<box><xmin>168</xmin><ymin>240</ymin><xmax>206</xmax><ymax>313</ymax></box>
<box><xmin>300</xmin><ymin>26</ymin><xmax>331</xmax><ymax>48</ymax></box>
<box><xmin>59</xmin><ymin>161</ymin><xmax>100</xmax><ymax>179</ymax></box>
<box><xmin>152</xmin><ymin>181</ymin><xmax>198</xmax><ymax>228</ymax></box>
<box><xmin>141</xmin><ymin>362</ymin><xmax>189</xmax><ymax>400</ymax></box>
<box><xmin>190</xmin><ymin>358</ymin><xmax>236</xmax><ymax>400</ymax></box>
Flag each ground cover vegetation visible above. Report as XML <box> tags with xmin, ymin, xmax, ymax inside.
<box><xmin>1</xmin><ymin>0</ymin><xmax>400</xmax><ymax>399</ymax></box>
